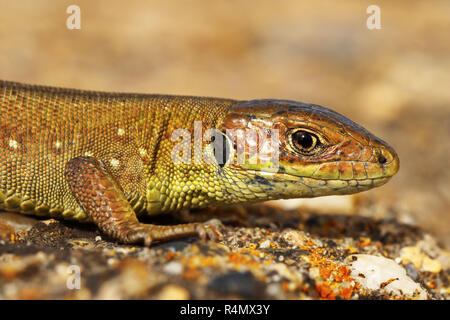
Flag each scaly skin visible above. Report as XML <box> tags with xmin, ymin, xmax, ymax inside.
<box><xmin>0</xmin><ymin>80</ymin><xmax>399</xmax><ymax>245</ymax></box>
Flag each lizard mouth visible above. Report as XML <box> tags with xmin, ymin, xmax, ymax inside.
<box><xmin>254</xmin><ymin>170</ymin><xmax>391</xmax><ymax>184</ymax></box>
<box><xmin>244</xmin><ymin>169</ymin><xmax>392</xmax><ymax>198</ymax></box>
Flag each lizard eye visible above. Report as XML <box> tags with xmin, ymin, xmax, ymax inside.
<box><xmin>290</xmin><ymin>130</ymin><xmax>320</xmax><ymax>154</ymax></box>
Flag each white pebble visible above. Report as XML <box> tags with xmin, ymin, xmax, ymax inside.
<box><xmin>266</xmin><ymin>283</ymin><xmax>281</xmax><ymax>297</ymax></box>
<box><xmin>346</xmin><ymin>254</ymin><xmax>427</xmax><ymax>299</ymax></box>
<box><xmin>259</xmin><ymin>240</ymin><xmax>271</xmax><ymax>249</ymax></box>
<box><xmin>163</xmin><ymin>261</ymin><xmax>183</xmax><ymax>275</ymax></box>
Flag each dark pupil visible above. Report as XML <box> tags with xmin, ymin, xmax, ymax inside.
<box><xmin>295</xmin><ymin>131</ymin><xmax>313</xmax><ymax>149</ymax></box>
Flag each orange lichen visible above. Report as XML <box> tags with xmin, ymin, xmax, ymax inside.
<box><xmin>264</xmin><ymin>259</ymin><xmax>272</xmax><ymax>265</ymax></box>
<box><xmin>380</xmin><ymin>278</ymin><xmax>398</xmax><ymax>289</ymax></box>
<box><xmin>304</xmin><ymin>243</ymin><xmax>359</xmax><ymax>300</ymax></box>
<box><xmin>357</xmin><ymin>237</ymin><xmax>371</xmax><ymax>248</ymax></box>
<box><xmin>316</xmin><ymin>248</ymin><xmax>325</xmax><ymax>254</ymax></box>
<box><xmin>340</xmin><ymin>286</ymin><xmax>353</xmax><ymax>299</ymax></box>
<box><xmin>281</xmin><ymin>281</ymin><xmax>295</xmax><ymax>292</ymax></box>
<box><xmin>334</xmin><ymin>266</ymin><xmax>351</xmax><ymax>282</ymax></box>
<box><xmin>165</xmin><ymin>251</ymin><xmax>179</xmax><ymax>261</ymax></box>
<box><xmin>227</xmin><ymin>252</ymin><xmax>259</xmax><ymax>269</ymax></box>
<box><xmin>316</xmin><ymin>283</ymin><xmax>336</xmax><ymax>299</ymax></box>
<box><xmin>428</xmin><ymin>278</ymin><xmax>436</xmax><ymax>289</ymax></box>
<box><xmin>10</xmin><ymin>233</ymin><xmax>17</xmax><ymax>243</ymax></box>
<box><xmin>240</xmin><ymin>247</ymin><xmax>267</xmax><ymax>258</ymax></box>
<box><xmin>180</xmin><ymin>255</ymin><xmax>218</xmax><ymax>269</ymax></box>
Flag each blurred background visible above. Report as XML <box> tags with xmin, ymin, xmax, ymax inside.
<box><xmin>0</xmin><ymin>0</ymin><xmax>449</xmax><ymax>247</ymax></box>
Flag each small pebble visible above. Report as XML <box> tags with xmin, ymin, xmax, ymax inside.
<box><xmin>404</xmin><ymin>263</ymin><xmax>418</xmax><ymax>281</ymax></box>
<box><xmin>266</xmin><ymin>283</ymin><xmax>282</xmax><ymax>297</ymax></box>
<box><xmin>163</xmin><ymin>261</ymin><xmax>183</xmax><ymax>275</ymax></box>
<box><xmin>422</xmin><ymin>257</ymin><xmax>442</xmax><ymax>273</ymax></box>
<box><xmin>346</xmin><ymin>254</ymin><xmax>427</xmax><ymax>299</ymax></box>
<box><xmin>259</xmin><ymin>240</ymin><xmax>270</xmax><ymax>249</ymax></box>
<box><xmin>400</xmin><ymin>246</ymin><xmax>442</xmax><ymax>273</ymax></box>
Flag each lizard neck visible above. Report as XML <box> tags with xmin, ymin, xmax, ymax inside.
<box><xmin>138</xmin><ymin>96</ymin><xmax>238</xmax><ymax>215</ymax></box>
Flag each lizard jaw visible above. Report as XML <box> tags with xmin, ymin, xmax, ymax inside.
<box><xmin>244</xmin><ymin>170</ymin><xmax>393</xmax><ymax>199</ymax></box>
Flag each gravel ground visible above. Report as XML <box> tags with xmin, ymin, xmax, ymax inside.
<box><xmin>0</xmin><ymin>202</ymin><xmax>448</xmax><ymax>300</ymax></box>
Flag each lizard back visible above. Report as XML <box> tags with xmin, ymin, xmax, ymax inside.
<box><xmin>0</xmin><ymin>80</ymin><xmax>236</xmax><ymax>221</ymax></box>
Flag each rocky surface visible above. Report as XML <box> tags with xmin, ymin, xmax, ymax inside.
<box><xmin>0</xmin><ymin>202</ymin><xmax>448</xmax><ymax>300</ymax></box>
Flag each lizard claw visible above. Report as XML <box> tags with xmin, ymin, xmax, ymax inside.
<box><xmin>143</xmin><ymin>234</ymin><xmax>153</xmax><ymax>247</ymax></box>
<box><xmin>196</xmin><ymin>223</ymin><xmax>222</xmax><ymax>242</ymax></box>
<box><xmin>123</xmin><ymin>228</ymin><xmax>154</xmax><ymax>247</ymax></box>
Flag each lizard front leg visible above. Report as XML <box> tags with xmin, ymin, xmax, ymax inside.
<box><xmin>64</xmin><ymin>156</ymin><xmax>220</xmax><ymax>246</ymax></box>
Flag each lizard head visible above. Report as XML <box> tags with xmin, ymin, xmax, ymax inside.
<box><xmin>146</xmin><ymin>98</ymin><xmax>399</xmax><ymax>214</ymax></box>
<box><xmin>213</xmin><ymin>99</ymin><xmax>399</xmax><ymax>201</ymax></box>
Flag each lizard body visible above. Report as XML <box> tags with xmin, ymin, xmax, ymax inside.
<box><xmin>0</xmin><ymin>80</ymin><xmax>399</xmax><ymax>245</ymax></box>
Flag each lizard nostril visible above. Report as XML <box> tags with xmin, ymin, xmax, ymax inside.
<box><xmin>378</xmin><ymin>155</ymin><xmax>387</xmax><ymax>164</ymax></box>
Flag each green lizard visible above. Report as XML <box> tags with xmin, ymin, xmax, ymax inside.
<box><xmin>0</xmin><ymin>80</ymin><xmax>399</xmax><ymax>246</ymax></box>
